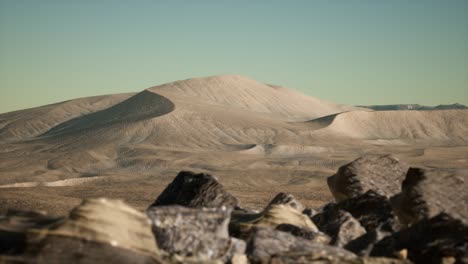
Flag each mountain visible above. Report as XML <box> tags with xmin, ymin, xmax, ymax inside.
<box><xmin>361</xmin><ymin>103</ymin><xmax>467</xmax><ymax>111</ymax></box>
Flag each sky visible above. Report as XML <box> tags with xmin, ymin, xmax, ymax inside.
<box><xmin>1</xmin><ymin>1</ymin><xmax>467</xmax><ymax>113</ymax></box>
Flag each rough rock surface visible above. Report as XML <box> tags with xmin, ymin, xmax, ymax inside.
<box><xmin>230</xmin><ymin>203</ymin><xmax>318</xmax><ymax>239</ymax></box>
<box><xmin>330</xmin><ymin>191</ymin><xmax>401</xmax><ymax>233</ymax></box>
<box><xmin>266</xmin><ymin>254</ymin><xmax>412</xmax><ymax>264</ymax></box>
<box><xmin>275</xmin><ymin>223</ymin><xmax>331</xmax><ymax>244</ymax></box>
<box><xmin>328</xmin><ymin>155</ymin><xmax>408</xmax><ymax>201</ymax></box>
<box><xmin>246</xmin><ymin>227</ymin><xmax>357</xmax><ymax>262</ymax></box>
<box><xmin>147</xmin><ymin>205</ymin><xmax>245</xmax><ymax>262</ymax></box>
<box><xmin>1</xmin><ymin>198</ymin><xmax>163</xmax><ymax>263</ymax></box>
<box><xmin>150</xmin><ymin>171</ymin><xmax>240</xmax><ymax>209</ymax></box>
<box><xmin>265</xmin><ymin>192</ymin><xmax>304</xmax><ymax>212</ymax></box>
<box><xmin>371</xmin><ymin>213</ymin><xmax>468</xmax><ymax>264</ymax></box>
<box><xmin>345</xmin><ymin>226</ymin><xmax>393</xmax><ymax>257</ymax></box>
<box><xmin>312</xmin><ymin>207</ymin><xmax>367</xmax><ymax>247</ymax></box>
<box><xmin>391</xmin><ymin>167</ymin><xmax>468</xmax><ymax>226</ymax></box>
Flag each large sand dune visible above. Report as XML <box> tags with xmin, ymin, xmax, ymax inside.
<box><xmin>0</xmin><ymin>75</ymin><xmax>467</xmax><ymax>214</ymax></box>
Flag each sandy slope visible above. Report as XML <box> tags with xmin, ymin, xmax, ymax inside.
<box><xmin>0</xmin><ymin>75</ymin><xmax>467</xmax><ymax>214</ymax></box>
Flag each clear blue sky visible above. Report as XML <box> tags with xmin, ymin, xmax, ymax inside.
<box><xmin>1</xmin><ymin>1</ymin><xmax>467</xmax><ymax>113</ymax></box>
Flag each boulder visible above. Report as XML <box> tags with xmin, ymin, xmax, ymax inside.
<box><xmin>311</xmin><ymin>207</ymin><xmax>367</xmax><ymax>247</ymax></box>
<box><xmin>150</xmin><ymin>171</ymin><xmax>240</xmax><ymax>209</ymax></box>
<box><xmin>246</xmin><ymin>227</ymin><xmax>357</xmax><ymax>262</ymax></box>
<box><xmin>275</xmin><ymin>223</ymin><xmax>331</xmax><ymax>244</ymax></box>
<box><xmin>330</xmin><ymin>191</ymin><xmax>401</xmax><ymax>233</ymax></box>
<box><xmin>345</xmin><ymin>226</ymin><xmax>393</xmax><ymax>257</ymax></box>
<box><xmin>230</xmin><ymin>204</ymin><xmax>319</xmax><ymax>239</ymax></box>
<box><xmin>371</xmin><ymin>213</ymin><xmax>468</xmax><ymax>264</ymax></box>
<box><xmin>265</xmin><ymin>192</ymin><xmax>304</xmax><ymax>212</ymax></box>
<box><xmin>266</xmin><ymin>254</ymin><xmax>412</xmax><ymax>264</ymax></box>
<box><xmin>147</xmin><ymin>205</ymin><xmax>245</xmax><ymax>262</ymax></box>
<box><xmin>328</xmin><ymin>155</ymin><xmax>408</xmax><ymax>201</ymax></box>
<box><xmin>1</xmin><ymin>198</ymin><xmax>164</xmax><ymax>264</ymax></box>
<box><xmin>390</xmin><ymin>167</ymin><xmax>468</xmax><ymax>226</ymax></box>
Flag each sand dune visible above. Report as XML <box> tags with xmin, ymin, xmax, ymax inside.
<box><xmin>0</xmin><ymin>75</ymin><xmax>466</xmax><ymax>213</ymax></box>
<box><xmin>313</xmin><ymin>110</ymin><xmax>468</xmax><ymax>144</ymax></box>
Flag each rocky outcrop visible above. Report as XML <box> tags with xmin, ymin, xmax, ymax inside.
<box><xmin>147</xmin><ymin>205</ymin><xmax>245</xmax><ymax>262</ymax></box>
<box><xmin>1</xmin><ymin>198</ymin><xmax>164</xmax><ymax>264</ymax></box>
<box><xmin>390</xmin><ymin>167</ymin><xmax>468</xmax><ymax>226</ymax></box>
<box><xmin>311</xmin><ymin>207</ymin><xmax>366</xmax><ymax>247</ymax></box>
<box><xmin>371</xmin><ymin>213</ymin><xmax>468</xmax><ymax>264</ymax></box>
<box><xmin>326</xmin><ymin>191</ymin><xmax>401</xmax><ymax>233</ymax></box>
<box><xmin>246</xmin><ymin>227</ymin><xmax>357</xmax><ymax>262</ymax></box>
<box><xmin>275</xmin><ymin>223</ymin><xmax>331</xmax><ymax>244</ymax></box>
<box><xmin>328</xmin><ymin>155</ymin><xmax>408</xmax><ymax>201</ymax></box>
<box><xmin>230</xmin><ymin>192</ymin><xmax>319</xmax><ymax>240</ymax></box>
<box><xmin>150</xmin><ymin>171</ymin><xmax>240</xmax><ymax>209</ymax></box>
<box><xmin>265</xmin><ymin>192</ymin><xmax>304</xmax><ymax>212</ymax></box>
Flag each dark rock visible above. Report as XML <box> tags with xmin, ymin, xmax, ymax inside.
<box><xmin>0</xmin><ymin>209</ymin><xmax>63</xmax><ymax>255</ymax></box>
<box><xmin>371</xmin><ymin>213</ymin><xmax>468</xmax><ymax>264</ymax></box>
<box><xmin>265</xmin><ymin>254</ymin><xmax>412</xmax><ymax>264</ymax></box>
<box><xmin>230</xmin><ymin>204</ymin><xmax>318</xmax><ymax>240</ymax></box>
<box><xmin>275</xmin><ymin>223</ymin><xmax>331</xmax><ymax>244</ymax></box>
<box><xmin>311</xmin><ymin>207</ymin><xmax>366</xmax><ymax>247</ymax></box>
<box><xmin>328</xmin><ymin>155</ymin><xmax>408</xmax><ymax>201</ymax></box>
<box><xmin>147</xmin><ymin>205</ymin><xmax>245</xmax><ymax>262</ymax></box>
<box><xmin>150</xmin><ymin>171</ymin><xmax>240</xmax><ymax>209</ymax></box>
<box><xmin>345</xmin><ymin>226</ymin><xmax>393</xmax><ymax>256</ymax></box>
<box><xmin>331</xmin><ymin>191</ymin><xmax>401</xmax><ymax>233</ymax></box>
<box><xmin>265</xmin><ymin>193</ymin><xmax>304</xmax><ymax>212</ymax></box>
<box><xmin>246</xmin><ymin>227</ymin><xmax>356</xmax><ymax>262</ymax></box>
<box><xmin>390</xmin><ymin>167</ymin><xmax>468</xmax><ymax>226</ymax></box>
<box><xmin>302</xmin><ymin>207</ymin><xmax>317</xmax><ymax>219</ymax></box>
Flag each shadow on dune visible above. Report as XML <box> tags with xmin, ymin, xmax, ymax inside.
<box><xmin>40</xmin><ymin>91</ymin><xmax>175</xmax><ymax>137</ymax></box>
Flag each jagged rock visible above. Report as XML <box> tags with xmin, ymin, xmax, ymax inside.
<box><xmin>311</xmin><ymin>207</ymin><xmax>366</xmax><ymax>247</ymax></box>
<box><xmin>0</xmin><ymin>198</ymin><xmax>164</xmax><ymax>263</ymax></box>
<box><xmin>302</xmin><ymin>207</ymin><xmax>317</xmax><ymax>219</ymax></box>
<box><xmin>390</xmin><ymin>167</ymin><xmax>468</xmax><ymax>226</ymax></box>
<box><xmin>275</xmin><ymin>223</ymin><xmax>331</xmax><ymax>244</ymax></box>
<box><xmin>330</xmin><ymin>191</ymin><xmax>401</xmax><ymax>233</ymax></box>
<box><xmin>0</xmin><ymin>209</ymin><xmax>63</xmax><ymax>255</ymax></box>
<box><xmin>230</xmin><ymin>204</ymin><xmax>318</xmax><ymax>239</ymax></box>
<box><xmin>371</xmin><ymin>213</ymin><xmax>468</xmax><ymax>264</ymax></box>
<box><xmin>265</xmin><ymin>193</ymin><xmax>304</xmax><ymax>212</ymax></box>
<box><xmin>345</xmin><ymin>226</ymin><xmax>393</xmax><ymax>256</ymax></box>
<box><xmin>150</xmin><ymin>171</ymin><xmax>240</xmax><ymax>209</ymax></box>
<box><xmin>328</xmin><ymin>155</ymin><xmax>408</xmax><ymax>201</ymax></box>
<box><xmin>147</xmin><ymin>205</ymin><xmax>245</xmax><ymax>262</ymax></box>
<box><xmin>246</xmin><ymin>227</ymin><xmax>357</xmax><ymax>262</ymax></box>
<box><xmin>265</xmin><ymin>254</ymin><xmax>412</xmax><ymax>264</ymax></box>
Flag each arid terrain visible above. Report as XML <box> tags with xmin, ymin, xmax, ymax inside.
<box><xmin>1</xmin><ymin>75</ymin><xmax>467</xmax><ymax>215</ymax></box>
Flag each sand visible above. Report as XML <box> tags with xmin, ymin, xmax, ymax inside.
<box><xmin>0</xmin><ymin>75</ymin><xmax>467</xmax><ymax>215</ymax></box>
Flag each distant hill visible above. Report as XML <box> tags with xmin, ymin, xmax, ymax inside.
<box><xmin>360</xmin><ymin>103</ymin><xmax>467</xmax><ymax>111</ymax></box>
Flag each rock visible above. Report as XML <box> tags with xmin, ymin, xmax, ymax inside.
<box><xmin>147</xmin><ymin>205</ymin><xmax>245</xmax><ymax>262</ymax></box>
<box><xmin>1</xmin><ymin>198</ymin><xmax>164</xmax><ymax>263</ymax></box>
<box><xmin>331</xmin><ymin>191</ymin><xmax>401</xmax><ymax>233</ymax></box>
<box><xmin>302</xmin><ymin>207</ymin><xmax>317</xmax><ymax>219</ymax></box>
<box><xmin>265</xmin><ymin>254</ymin><xmax>412</xmax><ymax>264</ymax></box>
<box><xmin>390</xmin><ymin>167</ymin><xmax>468</xmax><ymax>226</ymax></box>
<box><xmin>0</xmin><ymin>209</ymin><xmax>63</xmax><ymax>255</ymax></box>
<box><xmin>230</xmin><ymin>204</ymin><xmax>319</xmax><ymax>239</ymax></box>
<box><xmin>150</xmin><ymin>171</ymin><xmax>240</xmax><ymax>209</ymax></box>
<box><xmin>275</xmin><ymin>223</ymin><xmax>331</xmax><ymax>244</ymax></box>
<box><xmin>328</xmin><ymin>155</ymin><xmax>408</xmax><ymax>202</ymax></box>
<box><xmin>311</xmin><ymin>207</ymin><xmax>367</xmax><ymax>247</ymax></box>
<box><xmin>345</xmin><ymin>226</ymin><xmax>393</xmax><ymax>256</ymax></box>
<box><xmin>265</xmin><ymin>193</ymin><xmax>304</xmax><ymax>212</ymax></box>
<box><xmin>246</xmin><ymin>227</ymin><xmax>357</xmax><ymax>262</ymax></box>
<box><xmin>371</xmin><ymin>213</ymin><xmax>468</xmax><ymax>264</ymax></box>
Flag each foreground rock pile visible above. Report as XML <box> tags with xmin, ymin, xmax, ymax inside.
<box><xmin>1</xmin><ymin>155</ymin><xmax>467</xmax><ymax>263</ymax></box>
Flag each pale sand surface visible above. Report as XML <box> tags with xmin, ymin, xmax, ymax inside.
<box><xmin>1</xmin><ymin>75</ymin><xmax>467</xmax><ymax>216</ymax></box>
